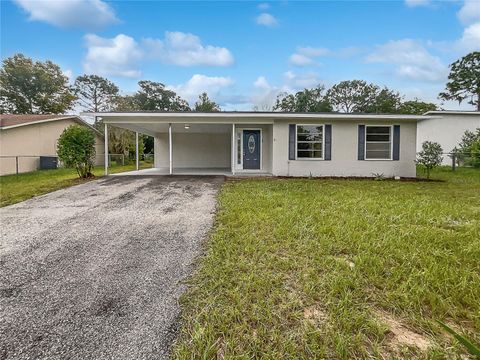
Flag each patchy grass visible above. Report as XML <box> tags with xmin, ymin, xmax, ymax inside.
<box><xmin>172</xmin><ymin>167</ymin><xmax>480</xmax><ymax>359</ymax></box>
<box><xmin>0</xmin><ymin>162</ymin><xmax>151</xmax><ymax>207</ymax></box>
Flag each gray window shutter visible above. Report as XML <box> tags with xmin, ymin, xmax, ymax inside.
<box><xmin>324</xmin><ymin>124</ymin><xmax>332</xmax><ymax>160</ymax></box>
<box><xmin>393</xmin><ymin>125</ymin><xmax>400</xmax><ymax>160</ymax></box>
<box><xmin>358</xmin><ymin>125</ymin><xmax>365</xmax><ymax>160</ymax></box>
<box><xmin>289</xmin><ymin>124</ymin><xmax>296</xmax><ymax>160</ymax></box>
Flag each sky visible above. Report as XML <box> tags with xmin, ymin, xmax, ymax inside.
<box><xmin>1</xmin><ymin>0</ymin><xmax>479</xmax><ymax>112</ymax></box>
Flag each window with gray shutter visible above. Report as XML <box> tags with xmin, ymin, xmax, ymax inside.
<box><xmin>365</xmin><ymin>125</ymin><xmax>392</xmax><ymax>160</ymax></box>
<box><xmin>296</xmin><ymin>124</ymin><xmax>324</xmax><ymax>159</ymax></box>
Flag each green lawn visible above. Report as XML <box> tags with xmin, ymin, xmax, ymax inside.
<box><xmin>0</xmin><ymin>162</ymin><xmax>151</xmax><ymax>207</ymax></box>
<box><xmin>172</xmin><ymin>167</ymin><xmax>480</xmax><ymax>359</ymax></box>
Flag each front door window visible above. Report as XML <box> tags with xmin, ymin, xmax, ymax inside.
<box><xmin>243</xmin><ymin>130</ymin><xmax>261</xmax><ymax>169</ymax></box>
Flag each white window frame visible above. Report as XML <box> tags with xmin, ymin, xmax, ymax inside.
<box><xmin>295</xmin><ymin>124</ymin><xmax>325</xmax><ymax>160</ymax></box>
<box><xmin>364</xmin><ymin>125</ymin><xmax>393</xmax><ymax>161</ymax></box>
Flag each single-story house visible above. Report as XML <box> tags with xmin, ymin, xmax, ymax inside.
<box><xmin>93</xmin><ymin>112</ymin><xmax>429</xmax><ymax>178</ymax></box>
<box><xmin>0</xmin><ymin>114</ymin><xmax>104</xmax><ymax>176</ymax></box>
<box><xmin>417</xmin><ymin>111</ymin><xmax>480</xmax><ymax>165</ymax></box>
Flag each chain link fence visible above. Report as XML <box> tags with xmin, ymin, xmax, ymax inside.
<box><xmin>1</xmin><ymin>154</ymin><xmax>108</xmax><ymax>176</ymax></box>
<box><xmin>0</xmin><ymin>153</ymin><xmax>156</xmax><ymax>176</ymax></box>
<box><xmin>445</xmin><ymin>152</ymin><xmax>480</xmax><ymax>171</ymax></box>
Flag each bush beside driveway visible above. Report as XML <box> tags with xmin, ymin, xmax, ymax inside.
<box><xmin>0</xmin><ymin>176</ymin><xmax>223</xmax><ymax>360</ymax></box>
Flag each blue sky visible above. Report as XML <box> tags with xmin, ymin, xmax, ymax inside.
<box><xmin>1</xmin><ymin>0</ymin><xmax>479</xmax><ymax>111</ymax></box>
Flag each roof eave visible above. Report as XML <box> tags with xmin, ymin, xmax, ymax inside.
<box><xmin>83</xmin><ymin>111</ymin><xmax>429</xmax><ymax>122</ymax></box>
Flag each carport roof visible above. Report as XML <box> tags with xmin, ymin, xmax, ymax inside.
<box><xmin>83</xmin><ymin>111</ymin><xmax>430</xmax><ymax>124</ymax></box>
<box><xmin>82</xmin><ymin>112</ymin><xmax>430</xmax><ymax>137</ymax></box>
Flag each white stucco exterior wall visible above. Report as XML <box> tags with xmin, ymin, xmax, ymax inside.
<box><xmin>99</xmin><ymin>112</ymin><xmax>425</xmax><ymax>178</ymax></box>
<box><xmin>154</xmin><ymin>132</ymin><xmax>231</xmax><ymax>169</ymax></box>
<box><xmin>417</xmin><ymin>113</ymin><xmax>480</xmax><ymax>165</ymax></box>
<box><xmin>153</xmin><ymin>125</ymin><xmax>274</xmax><ymax>173</ymax></box>
<box><xmin>272</xmin><ymin>119</ymin><xmax>417</xmax><ymax>178</ymax></box>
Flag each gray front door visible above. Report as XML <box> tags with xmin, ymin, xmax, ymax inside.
<box><xmin>243</xmin><ymin>130</ymin><xmax>260</xmax><ymax>169</ymax></box>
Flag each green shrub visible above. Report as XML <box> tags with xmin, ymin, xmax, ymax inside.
<box><xmin>453</xmin><ymin>128</ymin><xmax>480</xmax><ymax>168</ymax></box>
<box><xmin>57</xmin><ymin>125</ymin><xmax>96</xmax><ymax>178</ymax></box>
<box><xmin>416</xmin><ymin>141</ymin><xmax>443</xmax><ymax>179</ymax></box>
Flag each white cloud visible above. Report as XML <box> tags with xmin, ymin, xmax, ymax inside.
<box><xmin>289</xmin><ymin>46</ymin><xmax>330</xmax><ymax>66</ymax></box>
<box><xmin>83</xmin><ymin>34</ymin><xmax>143</xmax><ymax>78</ymax></box>
<box><xmin>256</xmin><ymin>13</ymin><xmax>278</xmax><ymax>27</ymax></box>
<box><xmin>289</xmin><ymin>54</ymin><xmax>315</xmax><ymax>66</ymax></box>
<box><xmin>297</xmin><ymin>47</ymin><xmax>331</xmax><ymax>57</ymax></box>
<box><xmin>253</xmin><ymin>76</ymin><xmax>271</xmax><ymax>90</ymax></box>
<box><xmin>258</xmin><ymin>3</ymin><xmax>270</xmax><ymax>10</ymax></box>
<box><xmin>405</xmin><ymin>0</ymin><xmax>431</xmax><ymax>7</ymax></box>
<box><xmin>62</xmin><ymin>69</ymin><xmax>74</xmax><ymax>84</ymax></box>
<box><xmin>458</xmin><ymin>22</ymin><xmax>480</xmax><ymax>51</ymax></box>
<box><xmin>366</xmin><ymin>39</ymin><xmax>446</xmax><ymax>82</ymax></box>
<box><xmin>283</xmin><ymin>71</ymin><xmax>320</xmax><ymax>90</ymax></box>
<box><xmin>168</xmin><ymin>74</ymin><xmax>234</xmax><ymax>103</ymax></box>
<box><xmin>143</xmin><ymin>31</ymin><xmax>234</xmax><ymax>66</ymax></box>
<box><xmin>457</xmin><ymin>0</ymin><xmax>480</xmax><ymax>25</ymax></box>
<box><xmin>252</xmin><ymin>76</ymin><xmax>278</xmax><ymax>109</ymax></box>
<box><xmin>14</xmin><ymin>0</ymin><xmax>118</xmax><ymax>29</ymax></box>
<box><xmin>251</xmin><ymin>71</ymin><xmax>322</xmax><ymax>110</ymax></box>
<box><xmin>82</xmin><ymin>31</ymin><xmax>233</xmax><ymax>78</ymax></box>
<box><xmin>454</xmin><ymin>0</ymin><xmax>480</xmax><ymax>52</ymax></box>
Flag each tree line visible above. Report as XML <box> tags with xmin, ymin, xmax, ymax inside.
<box><xmin>272</xmin><ymin>81</ymin><xmax>439</xmax><ymax>114</ymax></box>
<box><xmin>1</xmin><ymin>52</ymin><xmax>479</xmax><ymax>117</ymax></box>
<box><xmin>0</xmin><ymin>54</ymin><xmax>221</xmax><ymax>118</ymax></box>
<box><xmin>1</xmin><ymin>52</ymin><xmax>478</xmax><ymax>158</ymax></box>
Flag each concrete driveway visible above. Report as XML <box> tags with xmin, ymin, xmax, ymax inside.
<box><xmin>0</xmin><ymin>176</ymin><xmax>223</xmax><ymax>359</ymax></box>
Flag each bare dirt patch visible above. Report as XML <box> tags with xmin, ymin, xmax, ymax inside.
<box><xmin>303</xmin><ymin>305</ymin><xmax>328</xmax><ymax>325</ymax></box>
<box><xmin>374</xmin><ymin>309</ymin><xmax>432</xmax><ymax>352</ymax></box>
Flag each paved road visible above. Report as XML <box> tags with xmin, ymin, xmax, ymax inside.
<box><xmin>0</xmin><ymin>176</ymin><xmax>223</xmax><ymax>360</ymax></box>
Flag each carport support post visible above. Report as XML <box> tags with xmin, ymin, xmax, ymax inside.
<box><xmin>135</xmin><ymin>132</ymin><xmax>139</xmax><ymax>171</ymax></box>
<box><xmin>231</xmin><ymin>123</ymin><xmax>235</xmax><ymax>175</ymax></box>
<box><xmin>169</xmin><ymin>123</ymin><xmax>173</xmax><ymax>175</ymax></box>
<box><xmin>104</xmin><ymin>123</ymin><xmax>108</xmax><ymax>176</ymax></box>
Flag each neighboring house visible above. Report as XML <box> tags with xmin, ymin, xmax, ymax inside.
<box><xmin>417</xmin><ymin>111</ymin><xmax>480</xmax><ymax>165</ymax></box>
<box><xmin>95</xmin><ymin>112</ymin><xmax>426</xmax><ymax>178</ymax></box>
<box><xmin>0</xmin><ymin>115</ymin><xmax>104</xmax><ymax>176</ymax></box>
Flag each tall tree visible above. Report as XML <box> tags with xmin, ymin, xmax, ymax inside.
<box><xmin>439</xmin><ymin>52</ymin><xmax>480</xmax><ymax>111</ymax></box>
<box><xmin>112</xmin><ymin>95</ymin><xmax>138</xmax><ymax>112</ymax></box>
<box><xmin>399</xmin><ymin>99</ymin><xmax>438</xmax><ymax>115</ymax></box>
<box><xmin>367</xmin><ymin>87</ymin><xmax>402</xmax><ymax>113</ymax></box>
<box><xmin>73</xmin><ymin>74</ymin><xmax>119</xmax><ymax>113</ymax></box>
<box><xmin>0</xmin><ymin>53</ymin><xmax>75</xmax><ymax>114</ymax></box>
<box><xmin>132</xmin><ymin>80</ymin><xmax>190</xmax><ymax>111</ymax></box>
<box><xmin>326</xmin><ymin>80</ymin><xmax>379</xmax><ymax>113</ymax></box>
<box><xmin>104</xmin><ymin>80</ymin><xmax>191</xmax><ymax>158</ymax></box>
<box><xmin>194</xmin><ymin>92</ymin><xmax>220</xmax><ymax>112</ymax></box>
<box><xmin>273</xmin><ymin>86</ymin><xmax>332</xmax><ymax>112</ymax></box>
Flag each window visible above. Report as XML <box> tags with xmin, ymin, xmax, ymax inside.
<box><xmin>365</xmin><ymin>126</ymin><xmax>392</xmax><ymax>160</ymax></box>
<box><xmin>296</xmin><ymin>124</ymin><xmax>324</xmax><ymax>159</ymax></box>
<box><xmin>236</xmin><ymin>131</ymin><xmax>242</xmax><ymax>165</ymax></box>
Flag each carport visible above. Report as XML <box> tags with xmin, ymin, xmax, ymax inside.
<box><xmin>93</xmin><ymin>112</ymin><xmax>273</xmax><ymax>176</ymax></box>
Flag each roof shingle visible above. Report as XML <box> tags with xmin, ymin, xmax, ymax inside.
<box><xmin>0</xmin><ymin>114</ymin><xmax>73</xmax><ymax>128</ymax></box>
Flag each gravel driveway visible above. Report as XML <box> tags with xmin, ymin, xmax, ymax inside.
<box><xmin>0</xmin><ymin>176</ymin><xmax>223</xmax><ymax>360</ymax></box>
